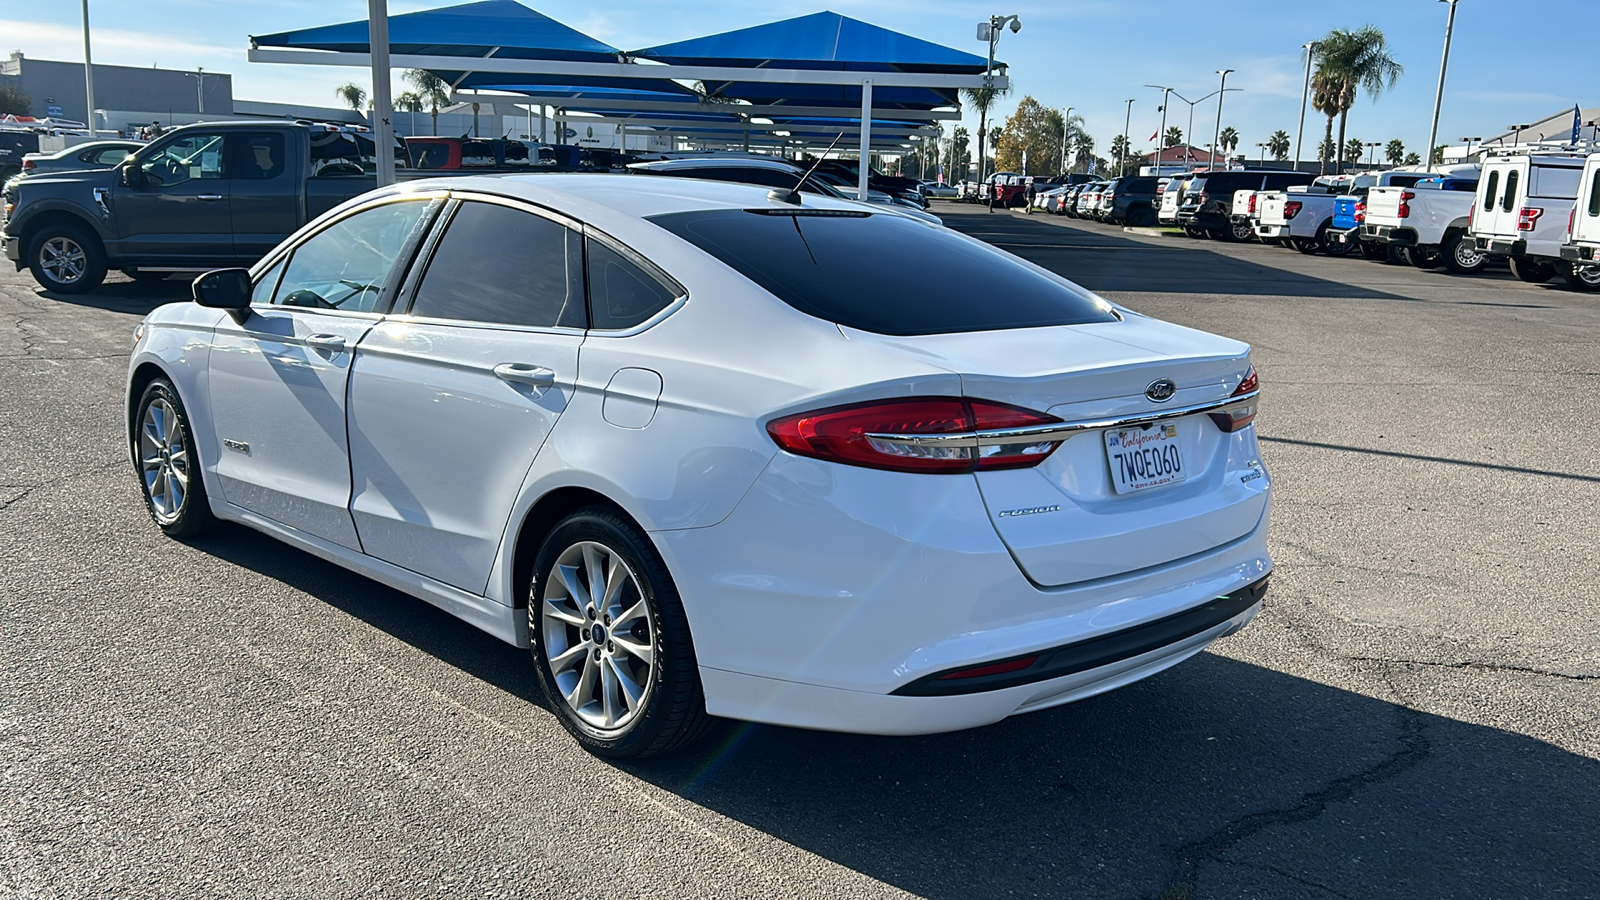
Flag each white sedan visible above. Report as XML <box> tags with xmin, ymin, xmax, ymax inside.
<box><xmin>128</xmin><ymin>174</ymin><xmax>1271</xmax><ymax>758</ymax></box>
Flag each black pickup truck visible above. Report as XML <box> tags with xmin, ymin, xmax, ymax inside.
<box><xmin>2</xmin><ymin>121</ymin><xmax>389</xmax><ymax>293</ymax></box>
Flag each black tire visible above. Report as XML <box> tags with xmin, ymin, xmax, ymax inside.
<box><xmin>1295</xmin><ymin>237</ymin><xmax>1320</xmax><ymax>255</ymax></box>
<box><xmin>1560</xmin><ymin>261</ymin><xmax>1600</xmax><ymax>292</ymax></box>
<box><xmin>1402</xmin><ymin>246</ymin><xmax>1442</xmax><ymax>269</ymax></box>
<box><xmin>1227</xmin><ymin>218</ymin><xmax>1255</xmax><ymax>242</ymax></box>
<box><xmin>1359</xmin><ymin>240</ymin><xmax>1388</xmax><ymax>261</ymax></box>
<box><xmin>529</xmin><ymin>506</ymin><xmax>712</xmax><ymax>759</ymax></box>
<box><xmin>1318</xmin><ymin>224</ymin><xmax>1353</xmax><ymax>257</ymax></box>
<box><xmin>132</xmin><ymin>378</ymin><xmax>217</xmax><ymax>538</ymax></box>
<box><xmin>1183</xmin><ymin>225</ymin><xmax>1209</xmax><ymax>239</ymax></box>
<box><xmin>1441</xmin><ymin>233</ymin><xmax>1489</xmax><ymax>275</ymax></box>
<box><xmin>1508</xmin><ymin>257</ymin><xmax>1556</xmax><ymax>284</ymax></box>
<box><xmin>1385</xmin><ymin>244</ymin><xmax>1408</xmax><ymax>265</ymax></box>
<box><xmin>1130</xmin><ymin>207</ymin><xmax>1156</xmax><ymax>227</ymax></box>
<box><xmin>26</xmin><ymin>223</ymin><xmax>106</xmax><ymax>294</ymax></box>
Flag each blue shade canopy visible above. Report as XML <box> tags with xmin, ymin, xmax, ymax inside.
<box><xmin>252</xmin><ymin>0</ymin><xmax>619</xmax><ymax>63</ymax></box>
<box><xmin>631</xmin><ymin>11</ymin><xmax>989</xmax><ymax>73</ymax></box>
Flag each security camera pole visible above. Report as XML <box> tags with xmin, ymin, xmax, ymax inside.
<box><xmin>977</xmin><ymin>13</ymin><xmax>1021</xmax><ymax>184</ymax></box>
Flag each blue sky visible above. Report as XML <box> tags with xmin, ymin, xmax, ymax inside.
<box><xmin>5</xmin><ymin>0</ymin><xmax>1594</xmax><ymax>158</ymax></box>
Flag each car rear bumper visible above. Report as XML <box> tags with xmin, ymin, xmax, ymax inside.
<box><xmin>1256</xmin><ymin>224</ymin><xmax>1289</xmax><ymax>239</ymax></box>
<box><xmin>1476</xmin><ymin>236</ymin><xmax>1525</xmax><ymax>256</ymax></box>
<box><xmin>1560</xmin><ymin>243</ymin><xmax>1599</xmax><ymax>262</ymax></box>
<box><xmin>654</xmin><ymin>452</ymin><xmax>1273</xmax><ymax>735</ymax></box>
<box><xmin>1328</xmin><ymin>226</ymin><xmax>1361</xmax><ymax>245</ymax></box>
<box><xmin>1362</xmin><ymin>224</ymin><xmax>1417</xmax><ymax>246</ymax></box>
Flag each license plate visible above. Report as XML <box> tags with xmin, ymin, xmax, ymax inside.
<box><xmin>1104</xmin><ymin>424</ymin><xmax>1187</xmax><ymax>494</ymax></box>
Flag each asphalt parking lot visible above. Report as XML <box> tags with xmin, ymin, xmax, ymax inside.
<box><xmin>2</xmin><ymin>204</ymin><xmax>1596</xmax><ymax>899</ymax></box>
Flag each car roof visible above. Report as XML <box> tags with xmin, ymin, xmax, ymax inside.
<box><xmin>36</xmin><ymin>140</ymin><xmax>141</xmax><ymax>158</ymax></box>
<box><xmin>628</xmin><ymin>157</ymin><xmax>803</xmax><ymax>173</ymax></box>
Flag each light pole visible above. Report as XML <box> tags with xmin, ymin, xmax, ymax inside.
<box><xmin>1059</xmin><ymin>106</ymin><xmax>1073</xmax><ymax>175</ymax></box>
<box><xmin>195</xmin><ymin>67</ymin><xmax>204</xmax><ymax>115</ymax></box>
<box><xmin>1145</xmin><ymin>84</ymin><xmax>1175</xmax><ymax>173</ymax></box>
<box><xmin>1170</xmin><ymin>88</ymin><xmax>1239</xmax><ymax>169</ymax></box>
<box><xmin>976</xmin><ymin>13</ymin><xmax>1021</xmax><ymax>184</ymax></box>
<box><xmin>1425</xmin><ymin>0</ymin><xmax>1460</xmax><ymax>173</ymax></box>
<box><xmin>1295</xmin><ymin>42</ymin><xmax>1318</xmax><ymax>173</ymax></box>
<box><xmin>1120</xmin><ymin>98</ymin><xmax>1135</xmax><ymax>175</ymax></box>
<box><xmin>1459</xmin><ymin>136</ymin><xmax>1480</xmax><ymax>161</ymax></box>
<box><xmin>1212</xmin><ymin>69</ymin><xmax>1233</xmax><ymax>170</ymax></box>
<box><xmin>80</xmin><ymin>0</ymin><xmax>96</xmax><ymax>134</ymax></box>
<box><xmin>1256</xmin><ymin>142</ymin><xmax>1270</xmax><ymax>166</ymax></box>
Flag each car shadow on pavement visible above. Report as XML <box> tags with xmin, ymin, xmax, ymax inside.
<box><xmin>190</xmin><ymin>523</ymin><xmax>1597</xmax><ymax>900</ymax></box>
<box><xmin>36</xmin><ymin>276</ymin><xmax>192</xmax><ymax>316</ymax></box>
<box><xmin>941</xmin><ymin>208</ymin><xmax>1559</xmax><ymax>308</ymax></box>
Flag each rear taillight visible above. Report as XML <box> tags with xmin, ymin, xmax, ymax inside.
<box><xmin>1247</xmin><ymin>194</ymin><xmax>1257</xmax><ymax>214</ymax></box>
<box><xmin>21</xmin><ymin>159</ymin><xmax>35</xmax><ymax>172</ymax></box>
<box><xmin>1517</xmin><ymin>207</ymin><xmax>1544</xmax><ymax>231</ymax></box>
<box><xmin>1284</xmin><ymin>201</ymin><xmax>1303</xmax><ymax>220</ymax></box>
<box><xmin>1208</xmin><ymin>368</ymin><xmax>1259</xmax><ymax>433</ymax></box>
<box><xmin>1199</xmin><ymin>191</ymin><xmax>1211</xmax><ymax>205</ymax></box>
<box><xmin>1570</xmin><ymin>206</ymin><xmax>1578</xmax><ymax>236</ymax></box>
<box><xmin>1397</xmin><ymin>190</ymin><xmax>1415</xmax><ymax>219</ymax></box>
<box><xmin>768</xmin><ymin>398</ymin><xmax>1064</xmax><ymax>474</ymax></box>
<box><xmin>1354</xmin><ymin>200</ymin><xmax>1366</xmax><ymax>223</ymax></box>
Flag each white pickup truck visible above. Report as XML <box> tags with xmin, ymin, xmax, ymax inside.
<box><xmin>1557</xmin><ymin>152</ymin><xmax>1600</xmax><ymax>291</ymax></box>
<box><xmin>1361</xmin><ymin>167</ymin><xmax>1484</xmax><ymax>273</ymax></box>
<box><xmin>1470</xmin><ymin>151</ymin><xmax>1597</xmax><ymax>289</ymax></box>
<box><xmin>1255</xmin><ymin>176</ymin><xmax>1354</xmax><ymax>255</ymax></box>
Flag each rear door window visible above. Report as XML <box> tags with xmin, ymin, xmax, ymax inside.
<box><xmin>1502</xmin><ymin>170</ymin><xmax>1520</xmax><ymax>212</ymax></box>
<box><xmin>649</xmin><ymin>209</ymin><xmax>1118</xmax><ymax>336</ymax></box>
<box><xmin>408</xmin><ymin>200</ymin><xmax>585</xmax><ymax>329</ymax></box>
<box><xmin>1482</xmin><ymin>171</ymin><xmax>1500</xmax><ymax>210</ymax></box>
<box><xmin>1590</xmin><ymin>172</ymin><xmax>1600</xmax><ymax>217</ymax></box>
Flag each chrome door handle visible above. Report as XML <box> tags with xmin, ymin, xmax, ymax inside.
<box><xmin>305</xmin><ymin>333</ymin><xmax>347</xmax><ymax>352</ymax></box>
<box><xmin>493</xmin><ymin>363</ymin><xmax>556</xmax><ymax>389</ymax></box>
<box><xmin>196</xmin><ymin>194</ymin><xmax>224</xmax><ymax>201</ymax></box>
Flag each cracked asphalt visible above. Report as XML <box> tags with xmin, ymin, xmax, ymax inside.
<box><xmin>1</xmin><ymin>204</ymin><xmax>1596</xmax><ymax>899</ymax></box>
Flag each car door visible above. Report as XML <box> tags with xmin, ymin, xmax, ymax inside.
<box><xmin>114</xmin><ymin>130</ymin><xmax>235</xmax><ymax>262</ymax></box>
<box><xmin>227</xmin><ymin>130</ymin><xmax>302</xmax><ymax>261</ymax></box>
<box><xmin>346</xmin><ymin>196</ymin><xmax>586</xmax><ymax>593</ymax></box>
<box><xmin>207</xmin><ymin>196</ymin><xmax>439</xmax><ymax>549</ymax></box>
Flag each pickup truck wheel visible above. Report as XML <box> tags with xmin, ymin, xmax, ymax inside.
<box><xmin>27</xmin><ymin>225</ymin><xmax>106</xmax><ymax>294</ymax></box>
<box><xmin>1228</xmin><ymin>219</ymin><xmax>1255</xmax><ymax>242</ymax></box>
<box><xmin>1402</xmin><ymin>246</ymin><xmax>1442</xmax><ymax>269</ymax></box>
<box><xmin>1318</xmin><ymin>225</ymin><xmax>1353</xmax><ymax>257</ymax></box>
<box><xmin>1560</xmin><ymin>262</ymin><xmax>1600</xmax><ymax>292</ymax></box>
<box><xmin>1294</xmin><ymin>238</ymin><xmax>1320</xmax><ymax>255</ymax></box>
<box><xmin>1183</xmin><ymin>225</ymin><xmax>1209</xmax><ymax>239</ymax></box>
<box><xmin>1441</xmin><ymin>234</ymin><xmax>1488</xmax><ymax>275</ymax></box>
<box><xmin>1385</xmin><ymin>245</ymin><xmax>1407</xmax><ymax>265</ymax></box>
<box><xmin>1508</xmin><ymin>257</ymin><xmax>1556</xmax><ymax>284</ymax></box>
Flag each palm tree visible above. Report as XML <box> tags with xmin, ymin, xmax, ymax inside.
<box><xmin>1346</xmin><ymin>138</ymin><xmax>1366</xmax><ymax>166</ymax></box>
<box><xmin>1109</xmin><ymin>134</ymin><xmax>1130</xmax><ymax>173</ymax></box>
<box><xmin>1072</xmin><ymin>133</ymin><xmax>1094</xmax><ymax>173</ymax></box>
<box><xmin>1308</xmin><ymin>26</ymin><xmax>1404</xmax><ymax>172</ymax></box>
<box><xmin>1385</xmin><ymin>138</ymin><xmax>1405</xmax><ymax>166</ymax></box>
<box><xmin>961</xmin><ymin>81</ymin><xmax>1012</xmax><ymax>183</ymax></box>
<box><xmin>395</xmin><ymin>91</ymin><xmax>423</xmax><ymax>113</ymax></box>
<box><xmin>1219</xmin><ymin>126</ymin><xmax>1239</xmax><ymax>156</ymax></box>
<box><xmin>1404</xmin><ymin>151</ymin><xmax>1421</xmax><ymax>166</ymax></box>
<box><xmin>404</xmin><ymin>69</ymin><xmax>452</xmax><ymax>135</ymax></box>
<box><xmin>1164</xmin><ymin>126</ymin><xmax>1183</xmax><ymax>148</ymax></box>
<box><xmin>1268</xmin><ymin>129</ymin><xmax>1291</xmax><ymax>161</ymax></box>
<box><xmin>335</xmin><ymin>82</ymin><xmax>367</xmax><ymax>114</ymax></box>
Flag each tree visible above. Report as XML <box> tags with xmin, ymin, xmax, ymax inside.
<box><xmin>961</xmin><ymin>80</ymin><xmax>1012</xmax><ymax>183</ymax></box>
<box><xmin>1318</xmin><ymin>136</ymin><xmax>1336</xmax><ymax>165</ymax></box>
<box><xmin>1072</xmin><ymin>133</ymin><xmax>1095</xmax><ymax>173</ymax></box>
<box><xmin>395</xmin><ymin>91</ymin><xmax>424</xmax><ymax>113</ymax></box>
<box><xmin>1403</xmin><ymin>151</ymin><xmax>1421</xmax><ymax>166</ymax></box>
<box><xmin>1308</xmin><ymin>26</ymin><xmax>1404</xmax><ymax>172</ymax></box>
<box><xmin>1346</xmin><ymin>138</ymin><xmax>1366</xmax><ymax>165</ymax></box>
<box><xmin>944</xmin><ymin>125</ymin><xmax>970</xmax><ymax>180</ymax></box>
<box><xmin>992</xmin><ymin>97</ymin><xmax>1088</xmax><ymax>177</ymax></box>
<box><xmin>1385</xmin><ymin>138</ymin><xmax>1405</xmax><ymax>166</ymax></box>
<box><xmin>1108</xmin><ymin>134</ymin><xmax>1131</xmax><ymax>173</ymax></box>
<box><xmin>1268</xmin><ymin>129</ymin><xmax>1291</xmax><ymax>161</ymax></box>
<box><xmin>335</xmin><ymin>82</ymin><xmax>367</xmax><ymax>113</ymax></box>
<box><xmin>404</xmin><ymin>69</ymin><xmax>452</xmax><ymax>135</ymax></box>
<box><xmin>1431</xmin><ymin>144</ymin><xmax>1446</xmax><ymax>165</ymax></box>
<box><xmin>0</xmin><ymin>84</ymin><xmax>29</xmax><ymax>116</ymax></box>
<box><xmin>1219</xmin><ymin>126</ymin><xmax>1239</xmax><ymax>156</ymax></box>
<box><xmin>1164</xmin><ymin>126</ymin><xmax>1183</xmax><ymax>148</ymax></box>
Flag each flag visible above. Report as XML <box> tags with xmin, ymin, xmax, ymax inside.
<box><xmin>1149</xmin><ymin>130</ymin><xmax>1159</xmax><ymax>142</ymax></box>
<box><xmin>1572</xmin><ymin>104</ymin><xmax>1582</xmax><ymax>143</ymax></box>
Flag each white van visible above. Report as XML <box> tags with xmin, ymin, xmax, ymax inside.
<box><xmin>1470</xmin><ymin>152</ymin><xmax>1595</xmax><ymax>288</ymax></box>
<box><xmin>1557</xmin><ymin>152</ymin><xmax>1600</xmax><ymax>291</ymax></box>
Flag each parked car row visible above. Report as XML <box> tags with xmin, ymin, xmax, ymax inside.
<box><xmin>1145</xmin><ymin>153</ymin><xmax>1600</xmax><ymax>292</ymax></box>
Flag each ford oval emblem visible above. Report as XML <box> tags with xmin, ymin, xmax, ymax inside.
<box><xmin>1145</xmin><ymin>379</ymin><xmax>1177</xmax><ymax>403</ymax></box>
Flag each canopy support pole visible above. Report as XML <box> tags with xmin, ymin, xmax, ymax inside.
<box><xmin>367</xmin><ymin>0</ymin><xmax>395</xmax><ymax>187</ymax></box>
<box><xmin>858</xmin><ymin>78</ymin><xmax>872</xmax><ymax>200</ymax></box>
<box><xmin>539</xmin><ymin>105</ymin><xmax>546</xmax><ymax>143</ymax></box>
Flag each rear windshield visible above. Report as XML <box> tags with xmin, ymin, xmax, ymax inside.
<box><xmin>648</xmin><ymin>209</ymin><xmax>1118</xmax><ymax>336</ymax></box>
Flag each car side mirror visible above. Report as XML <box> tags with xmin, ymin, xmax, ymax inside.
<box><xmin>119</xmin><ymin>164</ymin><xmax>145</xmax><ymax>189</ymax></box>
<box><xmin>193</xmin><ymin>268</ymin><xmax>252</xmax><ymax>324</ymax></box>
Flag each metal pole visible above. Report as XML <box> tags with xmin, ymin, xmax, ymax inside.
<box><xmin>367</xmin><ymin>0</ymin><xmax>395</xmax><ymax>186</ymax></box>
<box><xmin>1212</xmin><ymin>70</ymin><xmax>1232</xmax><ymax>170</ymax></box>
<box><xmin>1156</xmin><ymin>89</ymin><xmax>1170</xmax><ymax>173</ymax></box>
<box><xmin>981</xmin><ymin>24</ymin><xmax>996</xmax><ymax>184</ymax></box>
<box><xmin>195</xmin><ymin>67</ymin><xmax>203</xmax><ymax>115</ymax></box>
<box><xmin>1295</xmin><ymin>43</ymin><xmax>1316</xmax><ymax>173</ymax></box>
<box><xmin>1425</xmin><ymin>0</ymin><xmax>1459</xmax><ymax>174</ymax></box>
<box><xmin>1121</xmin><ymin>99</ymin><xmax>1133</xmax><ymax>175</ymax></box>
<box><xmin>80</xmin><ymin>0</ymin><xmax>97</xmax><ymax>135</ymax></box>
<box><xmin>858</xmin><ymin>78</ymin><xmax>873</xmax><ymax>200</ymax></box>
<box><xmin>1187</xmin><ymin>100</ymin><xmax>1195</xmax><ymax>167</ymax></box>
<box><xmin>1060</xmin><ymin>106</ymin><xmax>1072</xmax><ymax>175</ymax></box>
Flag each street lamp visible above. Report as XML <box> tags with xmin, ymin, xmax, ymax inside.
<box><xmin>1212</xmin><ymin>69</ymin><xmax>1234</xmax><ymax>170</ymax></box>
<box><xmin>1145</xmin><ymin>84</ymin><xmax>1175</xmax><ymax>172</ymax></box>
<box><xmin>975</xmin><ymin>13</ymin><xmax>1021</xmax><ymax>184</ymax></box>
<box><xmin>1459</xmin><ymin>136</ymin><xmax>1481</xmax><ymax>160</ymax></box>
<box><xmin>1295</xmin><ymin>41</ymin><xmax>1318</xmax><ymax>173</ymax></box>
<box><xmin>1120</xmin><ymin>98</ymin><xmax>1135</xmax><ymax>175</ymax></box>
<box><xmin>1169</xmin><ymin>87</ymin><xmax>1241</xmax><ymax>169</ymax></box>
<box><xmin>1425</xmin><ymin>0</ymin><xmax>1460</xmax><ymax>174</ymax></box>
<box><xmin>1255</xmin><ymin>142</ymin><xmax>1270</xmax><ymax>167</ymax></box>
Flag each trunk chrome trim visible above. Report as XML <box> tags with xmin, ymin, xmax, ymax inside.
<box><xmin>864</xmin><ymin>390</ymin><xmax>1260</xmax><ymax>448</ymax></box>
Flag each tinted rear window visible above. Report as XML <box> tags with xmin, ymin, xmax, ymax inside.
<box><xmin>648</xmin><ymin>209</ymin><xmax>1118</xmax><ymax>336</ymax></box>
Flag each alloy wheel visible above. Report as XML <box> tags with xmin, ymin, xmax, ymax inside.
<box><xmin>138</xmin><ymin>397</ymin><xmax>189</xmax><ymax>523</ymax></box>
<box><xmin>40</xmin><ymin>236</ymin><xmax>87</xmax><ymax>285</ymax></box>
<box><xmin>539</xmin><ymin>541</ymin><xmax>656</xmax><ymax>732</ymax></box>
